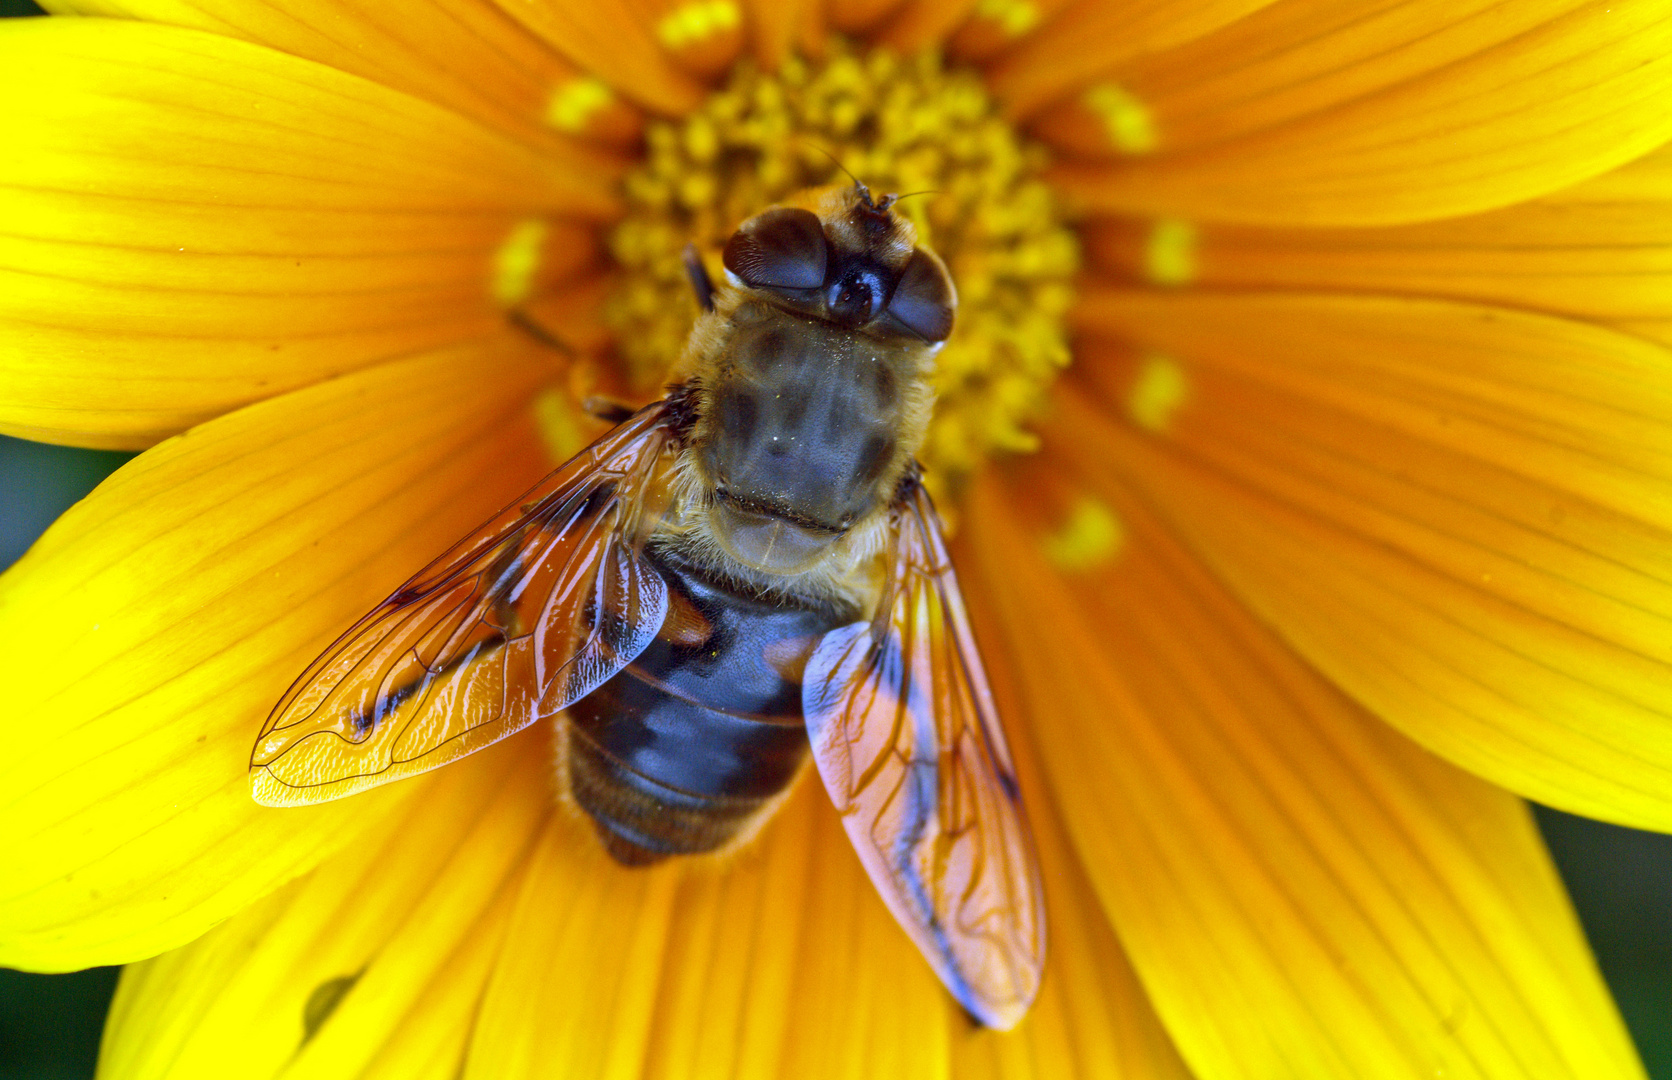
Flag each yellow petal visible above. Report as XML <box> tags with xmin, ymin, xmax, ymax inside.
<box><xmin>485</xmin><ymin>0</ymin><xmax>707</xmax><ymax>115</ymax></box>
<box><xmin>949</xmin><ymin>595</ymin><xmax>1195</xmax><ymax>1080</ymax></box>
<box><xmin>950</xmin><ymin>822</ymin><xmax>1195</xmax><ymax>1080</ymax></box>
<box><xmin>94</xmin><ymin>760</ymin><xmax>977</xmax><ymax>1078</ymax></box>
<box><xmin>640</xmin><ymin>0</ymin><xmax>745</xmax><ymax>80</ymax></box>
<box><xmin>825</xmin><ymin>0</ymin><xmax>909</xmax><ymax>34</ymax></box>
<box><xmin>945</xmin><ymin>0</ymin><xmax>1078</xmax><ymax>65</ymax></box>
<box><xmin>984</xmin><ymin>0</ymin><xmax>1277</xmax><ymax>117</ymax></box>
<box><xmin>40</xmin><ymin>0</ymin><xmax>642</xmax><ymax>149</ymax></box>
<box><xmin>871</xmin><ymin>0</ymin><xmax>977</xmax><ymax>53</ymax></box>
<box><xmin>462</xmin><ymin>811</ymin><xmax>684</xmax><ymax>1080</ymax></box>
<box><xmin>1073</xmin><ymin>287</ymin><xmax>1672</xmax><ymax>831</ymax></box>
<box><xmin>97</xmin><ymin>733</ymin><xmax>548</xmax><ymax>1080</ymax></box>
<box><xmin>0</xmin><ymin>17</ymin><xmax>616</xmax><ymax>449</ymax></box>
<box><xmin>1087</xmin><ymin>142</ymin><xmax>1672</xmax><ymax>349</ymax></box>
<box><xmin>464</xmin><ymin>778</ymin><xmax>951</xmax><ymax>1080</ymax></box>
<box><xmin>640</xmin><ymin>781</ymin><xmax>952</xmax><ymax>1080</ymax></box>
<box><xmin>0</xmin><ymin>331</ymin><xmax>558</xmax><ymax>971</ymax></box>
<box><xmin>794</xmin><ymin>0</ymin><xmax>826</xmax><ymax>62</ymax></box>
<box><xmin>1046</xmin><ymin>1</ymin><xmax>1672</xmax><ymax>225</ymax></box>
<box><xmin>637</xmin><ymin>788</ymin><xmax>822</xmax><ymax>1080</ymax></box>
<box><xmin>520</xmin><ymin>273</ymin><xmax>617</xmax><ymax>355</ymax></box>
<box><xmin>743</xmin><ymin>0</ymin><xmax>805</xmax><ymax>70</ymax></box>
<box><xmin>969</xmin><ymin>465</ymin><xmax>1645</xmax><ymax>1079</ymax></box>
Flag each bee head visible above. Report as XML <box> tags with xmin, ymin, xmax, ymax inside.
<box><xmin>722</xmin><ymin>185</ymin><xmax>956</xmax><ymax>343</ymax></box>
<box><xmin>690</xmin><ymin>185</ymin><xmax>951</xmax><ymax>577</ymax></box>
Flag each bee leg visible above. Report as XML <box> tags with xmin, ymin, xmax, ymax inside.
<box><xmin>506</xmin><ymin>308</ymin><xmax>575</xmax><ymax>356</ymax></box>
<box><xmin>582</xmin><ymin>396</ymin><xmax>638</xmax><ymax>425</ymax></box>
<box><xmin>683</xmin><ymin>243</ymin><xmax>715</xmax><ymax>313</ymax></box>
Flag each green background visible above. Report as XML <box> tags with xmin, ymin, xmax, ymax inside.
<box><xmin>1</xmin><ymin>0</ymin><xmax>1670</xmax><ymax>1073</ymax></box>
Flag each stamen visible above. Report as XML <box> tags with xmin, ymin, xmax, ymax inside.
<box><xmin>534</xmin><ymin>386</ymin><xmax>587</xmax><ymax>461</ymax></box>
<box><xmin>1083</xmin><ymin>83</ymin><xmax>1155</xmax><ymax>155</ymax></box>
<box><xmin>547</xmin><ymin>77</ymin><xmax>615</xmax><ymax>134</ymax></box>
<box><xmin>657</xmin><ymin>0</ymin><xmax>742</xmax><ymax>49</ymax></box>
<box><xmin>607</xmin><ymin>41</ymin><xmax>1078</xmax><ymax>489</ymax></box>
<box><xmin>1128</xmin><ymin>354</ymin><xmax>1189</xmax><ymax>433</ymax></box>
<box><xmin>493</xmin><ymin>219</ymin><xmax>547</xmax><ymax>306</ymax></box>
<box><xmin>1043</xmin><ymin>497</ymin><xmax>1125</xmax><ymax>572</ymax></box>
<box><xmin>972</xmin><ymin>0</ymin><xmax>1041</xmax><ymax>37</ymax></box>
<box><xmin>1145</xmin><ymin>218</ymin><xmax>1196</xmax><ymax>286</ymax></box>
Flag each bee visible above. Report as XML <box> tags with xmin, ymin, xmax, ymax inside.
<box><xmin>250</xmin><ymin>184</ymin><xmax>1046</xmax><ymax>1029</ymax></box>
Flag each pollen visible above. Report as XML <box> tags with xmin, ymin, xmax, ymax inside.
<box><xmin>546</xmin><ymin>77</ymin><xmax>614</xmax><ymax>134</ymax></box>
<box><xmin>1145</xmin><ymin>218</ymin><xmax>1196</xmax><ymax>286</ymax></box>
<box><xmin>972</xmin><ymin>0</ymin><xmax>1041</xmax><ymax>37</ymax></box>
<box><xmin>1042</xmin><ymin>497</ymin><xmax>1125</xmax><ymax>572</ymax></box>
<box><xmin>607</xmin><ymin>42</ymin><xmax>1078</xmax><ymax>492</ymax></box>
<box><xmin>533</xmin><ymin>386</ymin><xmax>587</xmax><ymax>462</ymax></box>
<box><xmin>492</xmin><ymin>218</ymin><xmax>547</xmax><ymax>306</ymax></box>
<box><xmin>657</xmin><ymin>0</ymin><xmax>741</xmax><ymax>49</ymax></box>
<box><xmin>1083</xmin><ymin>83</ymin><xmax>1155</xmax><ymax>155</ymax></box>
<box><xmin>1128</xmin><ymin>354</ymin><xmax>1189</xmax><ymax>433</ymax></box>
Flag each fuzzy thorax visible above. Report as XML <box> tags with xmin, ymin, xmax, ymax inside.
<box><xmin>655</xmin><ymin>276</ymin><xmax>932</xmax><ymax>616</ymax></box>
<box><xmin>606</xmin><ymin>43</ymin><xmax>1078</xmax><ymax>498</ymax></box>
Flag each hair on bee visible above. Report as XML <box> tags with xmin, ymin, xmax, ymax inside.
<box><xmin>253</xmin><ymin>182</ymin><xmax>1044</xmax><ymax>1031</ymax></box>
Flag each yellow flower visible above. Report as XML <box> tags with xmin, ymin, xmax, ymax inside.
<box><xmin>2</xmin><ymin>0</ymin><xmax>1671</xmax><ymax>1076</ymax></box>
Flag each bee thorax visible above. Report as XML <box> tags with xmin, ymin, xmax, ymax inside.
<box><xmin>692</xmin><ymin>304</ymin><xmax>923</xmax><ymax>562</ymax></box>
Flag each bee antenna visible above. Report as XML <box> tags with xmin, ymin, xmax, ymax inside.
<box><xmin>803</xmin><ymin>142</ymin><xmax>868</xmax><ymax>197</ymax></box>
<box><xmin>891</xmin><ymin>189</ymin><xmax>943</xmax><ymax>203</ymax></box>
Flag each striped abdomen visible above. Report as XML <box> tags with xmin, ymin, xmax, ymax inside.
<box><xmin>565</xmin><ymin>547</ymin><xmax>847</xmax><ymax>864</ymax></box>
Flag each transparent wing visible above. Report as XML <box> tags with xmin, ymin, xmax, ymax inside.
<box><xmin>251</xmin><ymin>403</ymin><xmax>675</xmax><ymax>806</ymax></box>
<box><xmin>802</xmin><ymin>480</ymin><xmax>1046</xmax><ymax>1029</ymax></box>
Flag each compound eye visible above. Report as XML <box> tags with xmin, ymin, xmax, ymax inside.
<box><xmin>885</xmin><ymin>248</ymin><xmax>956</xmax><ymax>342</ymax></box>
<box><xmin>723</xmin><ymin>208</ymin><xmax>829</xmax><ymax>290</ymax></box>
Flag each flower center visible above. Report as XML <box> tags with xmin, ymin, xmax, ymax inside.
<box><xmin>605</xmin><ymin>44</ymin><xmax>1077</xmax><ymax>491</ymax></box>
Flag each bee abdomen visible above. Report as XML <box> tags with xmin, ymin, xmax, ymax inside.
<box><xmin>565</xmin><ymin>548</ymin><xmax>847</xmax><ymax>864</ymax></box>
<box><xmin>564</xmin><ymin>725</ymin><xmax>795</xmax><ymax>864</ymax></box>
